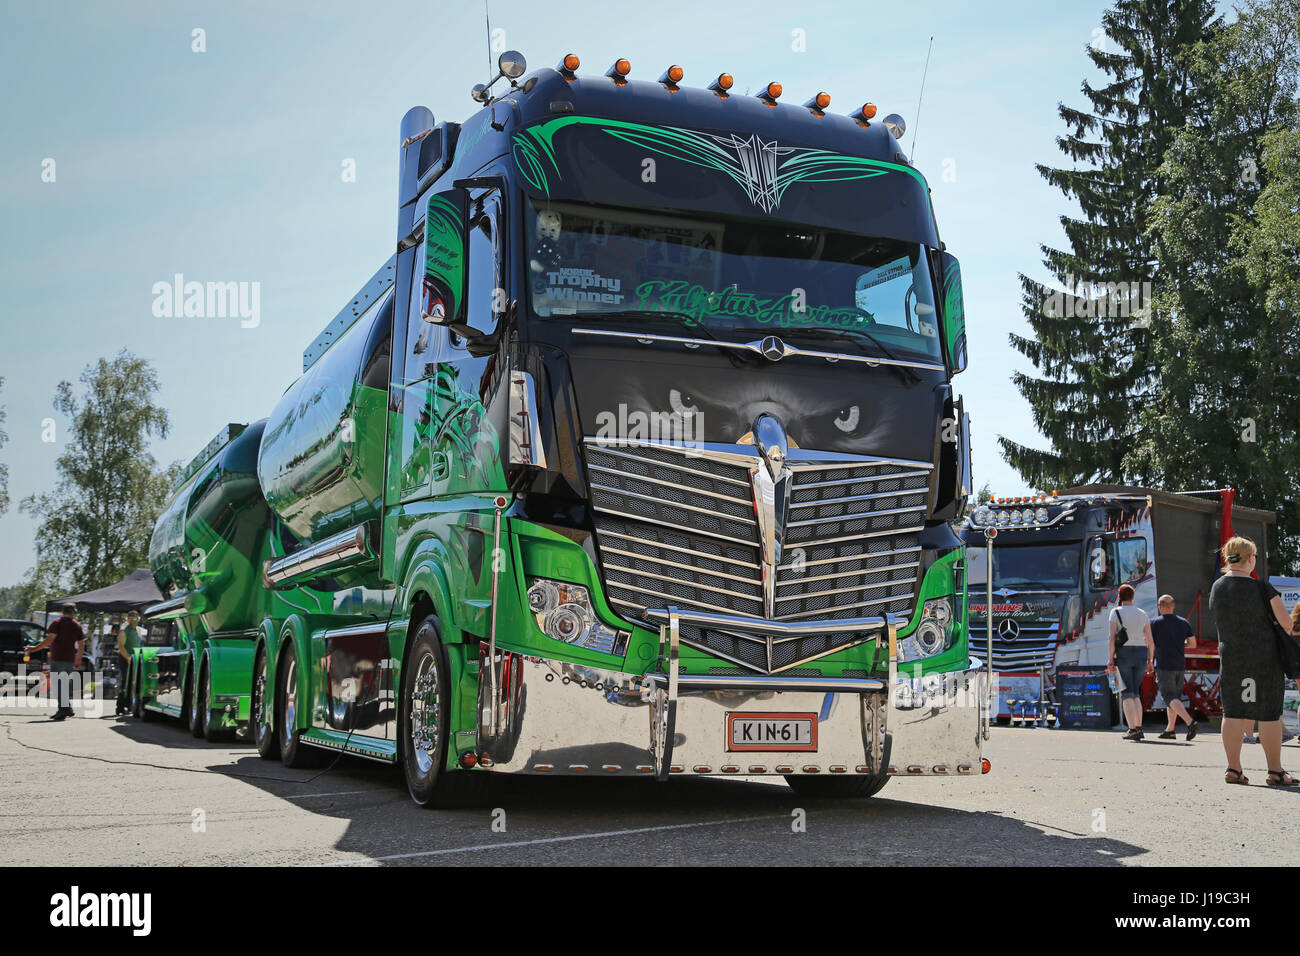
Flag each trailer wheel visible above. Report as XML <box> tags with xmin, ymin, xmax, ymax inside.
<box><xmin>199</xmin><ymin>665</ymin><xmax>234</xmax><ymax>743</ymax></box>
<box><xmin>783</xmin><ymin>772</ymin><xmax>890</xmax><ymax>799</ymax></box>
<box><xmin>252</xmin><ymin>644</ymin><xmax>279</xmax><ymax>761</ymax></box>
<box><xmin>186</xmin><ymin>668</ymin><xmax>202</xmax><ymax>737</ymax></box>
<box><xmin>400</xmin><ymin>615</ymin><xmax>485</xmax><ymax>809</ymax></box>
<box><xmin>277</xmin><ymin>643</ymin><xmax>321</xmax><ymax>768</ymax></box>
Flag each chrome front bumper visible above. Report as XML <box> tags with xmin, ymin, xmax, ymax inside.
<box><xmin>474</xmin><ymin>607</ymin><xmax>987</xmax><ymax>778</ymax></box>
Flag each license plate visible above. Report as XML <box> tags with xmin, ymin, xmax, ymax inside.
<box><xmin>727</xmin><ymin>712</ymin><xmax>818</xmax><ymax>752</ymax></box>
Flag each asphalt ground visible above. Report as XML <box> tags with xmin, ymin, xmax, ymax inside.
<box><xmin>1</xmin><ymin>692</ymin><xmax>1297</xmax><ymax>867</ymax></box>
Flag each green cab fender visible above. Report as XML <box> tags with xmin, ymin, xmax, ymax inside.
<box><xmin>399</xmin><ymin>545</ymin><xmax>459</xmax><ymax>642</ymax></box>
<box><xmin>397</xmin><ymin>549</ymin><xmax>479</xmax><ymax>766</ymax></box>
<box><xmin>276</xmin><ymin>614</ymin><xmax>314</xmax><ymax>735</ymax></box>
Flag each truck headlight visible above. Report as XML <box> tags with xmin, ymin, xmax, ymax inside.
<box><xmin>526</xmin><ymin>578</ymin><xmax>628</xmax><ymax>656</ymax></box>
<box><xmin>897</xmin><ymin>597</ymin><xmax>955</xmax><ymax>663</ymax></box>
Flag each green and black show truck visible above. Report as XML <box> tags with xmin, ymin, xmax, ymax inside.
<box><xmin>135</xmin><ymin>52</ymin><xmax>985</xmax><ymax>805</ymax></box>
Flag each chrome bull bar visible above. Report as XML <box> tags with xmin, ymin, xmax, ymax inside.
<box><xmin>640</xmin><ymin>606</ymin><xmax>898</xmax><ymax>781</ymax></box>
<box><xmin>472</xmin><ymin>606</ymin><xmax>986</xmax><ymax>777</ymax></box>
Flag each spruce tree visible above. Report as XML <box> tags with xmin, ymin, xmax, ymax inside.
<box><xmin>1001</xmin><ymin>0</ymin><xmax>1220</xmax><ymax>489</ymax></box>
<box><xmin>1143</xmin><ymin>0</ymin><xmax>1300</xmax><ymax>571</ymax></box>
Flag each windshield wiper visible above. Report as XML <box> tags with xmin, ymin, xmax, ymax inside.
<box><xmin>569</xmin><ymin>311</ymin><xmax>755</xmax><ymax>367</ymax></box>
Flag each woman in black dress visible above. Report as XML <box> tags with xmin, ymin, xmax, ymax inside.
<box><xmin>1209</xmin><ymin>537</ymin><xmax>1296</xmax><ymax>785</ymax></box>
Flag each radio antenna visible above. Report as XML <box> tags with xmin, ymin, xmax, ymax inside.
<box><xmin>484</xmin><ymin>0</ymin><xmax>494</xmax><ymax>75</ymax></box>
<box><xmin>911</xmin><ymin>35</ymin><xmax>933</xmax><ymax>158</ymax></box>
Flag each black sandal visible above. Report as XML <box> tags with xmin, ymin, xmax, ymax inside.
<box><xmin>1266</xmin><ymin>770</ymin><xmax>1298</xmax><ymax>787</ymax></box>
<box><xmin>1225</xmin><ymin>768</ymin><xmax>1249</xmax><ymax>785</ymax></box>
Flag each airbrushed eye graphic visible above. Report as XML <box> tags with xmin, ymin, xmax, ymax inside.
<box><xmin>834</xmin><ymin>405</ymin><xmax>860</xmax><ymax>432</ymax></box>
<box><xmin>669</xmin><ymin>389</ymin><xmax>699</xmax><ymax>418</ymax></box>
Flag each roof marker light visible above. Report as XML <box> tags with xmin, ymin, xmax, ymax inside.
<box><xmin>607</xmin><ymin>58</ymin><xmax>631</xmax><ymax>84</ymax></box>
<box><xmin>804</xmin><ymin>91</ymin><xmax>832</xmax><ymax>114</ymax></box>
<box><xmin>709</xmin><ymin>73</ymin><xmax>734</xmax><ymax>96</ymax></box>
<box><xmin>659</xmin><ymin>65</ymin><xmax>684</xmax><ymax>90</ymax></box>
<box><xmin>758</xmin><ymin>81</ymin><xmax>782</xmax><ymax>105</ymax></box>
<box><xmin>558</xmin><ymin>53</ymin><xmax>580</xmax><ymax>78</ymax></box>
<box><xmin>852</xmin><ymin>102</ymin><xmax>878</xmax><ymax>125</ymax></box>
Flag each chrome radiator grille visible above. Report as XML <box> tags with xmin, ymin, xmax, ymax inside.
<box><xmin>584</xmin><ymin>437</ymin><xmax>932</xmax><ymax>673</ymax></box>
<box><xmin>979</xmin><ymin>623</ymin><xmax>1059</xmax><ymax>672</ymax></box>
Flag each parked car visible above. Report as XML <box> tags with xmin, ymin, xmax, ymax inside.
<box><xmin>0</xmin><ymin>619</ymin><xmax>48</xmax><ymax>674</ymax></box>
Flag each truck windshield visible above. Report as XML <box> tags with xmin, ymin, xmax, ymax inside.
<box><xmin>992</xmin><ymin>545</ymin><xmax>1081</xmax><ymax>590</ymax></box>
<box><xmin>526</xmin><ymin>199</ymin><xmax>942</xmax><ymax>362</ymax></box>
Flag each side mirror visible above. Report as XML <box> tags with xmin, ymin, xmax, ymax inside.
<box><xmin>939</xmin><ymin>251</ymin><xmax>968</xmax><ymax>374</ymax></box>
<box><xmin>422</xmin><ymin>188</ymin><xmax>469</xmax><ymax>327</ymax></box>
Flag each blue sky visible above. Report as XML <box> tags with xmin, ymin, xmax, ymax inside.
<box><xmin>0</xmin><ymin>0</ymin><xmax>1162</xmax><ymax>583</ymax></box>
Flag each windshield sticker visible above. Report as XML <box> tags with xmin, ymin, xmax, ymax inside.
<box><xmin>542</xmin><ymin>268</ymin><xmax>625</xmax><ymax>306</ymax></box>
<box><xmin>633</xmin><ymin>280</ymin><xmax>871</xmax><ymax>329</ymax></box>
<box><xmin>513</xmin><ymin>116</ymin><xmax>927</xmax><ymax>212</ymax></box>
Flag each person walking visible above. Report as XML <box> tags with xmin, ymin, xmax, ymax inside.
<box><xmin>1151</xmin><ymin>594</ymin><xmax>1198</xmax><ymax>740</ymax></box>
<box><xmin>1210</xmin><ymin>536</ymin><xmax>1296</xmax><ymax>786</ymax></box>
<box><xmin>116</xmin><ymin>610</ymin><xmax>143</xmax><ymax>714</ymax></box>
<box><xmin>1107</xmin><ymin>583</ymin><xmax>1154</xmax><ymax>741</ymax></box>
<box><xmin>26</xmin><ymin>605</ymin><xmax>85</xmax><ymax>720</ymax></box>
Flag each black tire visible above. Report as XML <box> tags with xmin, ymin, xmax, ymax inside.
<box><xmin>185</xmin><ymin>667</ymin><xmax>202</xmax><ymax>737</ymax></box>
<box><xmin>252</xmin><ymin>643</ymin><xmax>280</xmax><ymax>761</ymax></box>
<box><xmin>200</xmin><ymin>665</ymin><xmax>234</xmax><ymax>743</ymax></box>
<box><xmin>277</xmin><ymin>642</ymin><xmax>322</xmax><ymax>768</ymax></box>
<box><xmin>783</xmin><ymin>772</ymin><xmax>891</xmax><ymax>799</ymax></box>
<box><xmin>400</xmin><ymin>615</ymin><xmax>485</xmax><ymax>808</ymax></box>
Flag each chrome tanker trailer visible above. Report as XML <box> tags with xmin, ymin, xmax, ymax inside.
<box><xmin>137</xmin><ymin>422</ymin><xmax>329</xmax><ymax>739</ymax></box>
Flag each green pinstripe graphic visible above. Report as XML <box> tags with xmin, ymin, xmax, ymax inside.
<box><xmin>512</xmin><ymin>116</ymin><xmax>929</xmax><ymax>210</ymax></box>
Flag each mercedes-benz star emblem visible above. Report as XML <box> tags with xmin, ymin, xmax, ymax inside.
<box><xmin>760</xmin><ymin>336</ymin><xmax>787</xmax><ymax>361</ymax></box>
<box><xmin>997</xmin><ymin>619</ymin><xmax>1021</xmax><ymax>642</ymax></box>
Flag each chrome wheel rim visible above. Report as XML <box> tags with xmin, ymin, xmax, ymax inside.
<box><xmin>283</xmin><ymin>655</ymin><xmax>297</xmax><ymax>743</ymax></box>
<box><xmin>408</xmin><ymin>648</ymin><xmax>439</xmax><ymax>777</ymax></box>
<box><xmin>252</xmin><ymin>654</ymin><xmax>267</xmax><ymax>742</ymax></box>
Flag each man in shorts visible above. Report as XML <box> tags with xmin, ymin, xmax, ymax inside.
<box><xmin>1150</xmin><ymin>594</ymin><xmax>1198</xmax><ymax>740</ymax></box>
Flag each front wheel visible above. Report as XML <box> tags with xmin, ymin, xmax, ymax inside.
<box><xmin>400</xmin><ymin>616</ymin><xmax>484</xmax><ymax>808</ymax></box>
<box><xmin>252</xmin><ymin>644</ymin><xmax>279</xmax><ymax>761</ymax></box>
<box><xmin>783</xmin><ymin>772</ymin><xmax>890</xmax><ymax>799</ymax></box>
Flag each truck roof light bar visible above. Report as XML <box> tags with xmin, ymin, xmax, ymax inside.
<box><xmin>658</xmin><ymin>65</ymin><xmax>684</xmax><ymax>90</ymax></box>
<box><xmin>606</xmin><ymin>58</ymin><xmax>631</xmax><ymax>84</ymax></box>
<box><xmin>804</xmin><ymin>91</ymin><xmax>831</xmax><ymax>115</ymax></box>
<box><xmin>708</xmin><ymin>73</ymin><xmax>734</xmax><ymax>96</ymax></box>
<box><xmin>758</xmin><ymin>81</ymin><xmax>782</xmax><ymax>105</ymax></box>
<box><xmin>558</xmin><ymin>53</ymin><xmax>580</xmax><ymax>78</ymax></box>
<box><xmin>851</xmin><ymin>102</ymin><xmax>878</xmax><ymax>126</ymax></box>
